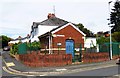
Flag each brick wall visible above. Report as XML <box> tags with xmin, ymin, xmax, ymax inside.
<box><xmin>82</xmin><ymin>52</ymin><xmax>109</xmax><ymax>63</ymax></box>
<box><xmin>19</xmin><ymin>51</ymin><xmax>72</xmax><ymax>67</ymax></box>
<box><xmin>53</xmin><ymin>25</ymin><xmax>84</xmax><ymax>48</ymax></box>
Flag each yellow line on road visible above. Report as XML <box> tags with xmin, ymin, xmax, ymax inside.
<box><xmin>2</xmin><ymin>58</ymin><xmax>15</xmax><ymax>67</ymax></box>
<box><xmin>2</xmin><ymin>66</ymin><xmax>15</xmax><ymax>75</ymax></box>
<box><xmin>2</xmin><ymin>58</ymin><xmax>8</xmax><ymax>67</ymax></box>
<box><xmin>2</xmin><ymin>57</ymin><xmax>47</xmax><ymax>76</ymax></box>
<box><xmin>2</xmin><ymin>66</ymin><xmax>35</xmax><ymax>76</ymax></box>
<box><xmin>6</xmin><ymin>62</ymin><xmax>15</xmax><ymax>67</ymax></box>
<box><xmin>2</xmin><ymin>58</ymin><xmax>35</xmax><ymax>76</ymax></box>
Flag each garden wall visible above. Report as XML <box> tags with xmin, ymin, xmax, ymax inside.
<box><xmin>82</xmin><ymin>52</ymin><xmax>109</xmax><ymax>63</ymax></box>
<box><xmin>19</xmin><ymin>51</ymin><xmax>72</xmax><ymax>67</ymax></box>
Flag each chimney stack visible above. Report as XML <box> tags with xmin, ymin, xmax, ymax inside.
<box><xmin>47</xmin><ymin>13</ymin><xmax>55</xmax><ymax>19</ymax></box>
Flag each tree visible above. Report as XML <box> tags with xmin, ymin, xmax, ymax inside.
<box><xmin>112</xmin><ymin>32</ymin><xmax>120</xmax><ymax>42</ymax></box>
<box><xmin>75</xmin><ymin>23</ymin><xmax>94</xmax><ymax>37</ymax></box>
<box><xmin>96</xmin><ymin>32</ymin><xmax>118</xmax><ymax>44</ymax></box>
<box><xmin>97</xmin><ymin>36</ymin><xmax>110</xmax><ymax>44</ymax></box>
<box><xmin>110</xmin><ymin>0</ymin><xmax>120</xmax><ymax>33</ymax></box>
<box><xmin>0</xmin><ymin>36</ymin><xmax>2</xmax><ymax>48</ymax></box>
<box><xmin>1</xmin><ymin>35</ymin><xmax>12</xmax><ymax>48</ymax></box>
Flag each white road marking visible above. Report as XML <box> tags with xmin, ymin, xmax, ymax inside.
<box><xmin>113</xmin><ymin>74</ymin><xmax>120</xmax><ymax>76</ymax></box>
<box><xmin>8</xmin><ymin>67</ymin><xmax>21</xmax><ymax>73</ymax></box>
<box><xmin>56</xmin><ymin>68</ymin><xmax>67</xmax><ymax>71</ymax></box>
<box><xmin>39</xmin><ymin>75</ymin><xmax>46</xmax><ymax>76</ymax></box>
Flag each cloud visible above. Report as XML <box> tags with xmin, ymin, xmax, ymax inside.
<box><xmin>1</xmin><ymin>0</ymin><xmax>110</xmax><ymax>3</ymax></box>
<box><xmin>0</xmin><ymin>0</ymin><xmax>111</xmax><ymax>38</ymax></box>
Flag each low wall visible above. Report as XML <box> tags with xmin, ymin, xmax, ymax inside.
<box><xmin>112</xmin><ymin>55</ymin><xmax>120</xmax><ymax>60</ymax></box>
<box><xmin>82</xmin><ymin>52</ymin><xmax>109</xmax><ymax>63</ymax></box>
<box><xmin>19</xmin><ymin>52</ymin><xmax>72</xmax><ymax>67</ymax></box>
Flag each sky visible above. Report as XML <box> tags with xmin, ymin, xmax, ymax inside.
<box><xmin>0</xmin><ymin>0</ymin><xmax>116</xmax><ymax>39</ymax></box>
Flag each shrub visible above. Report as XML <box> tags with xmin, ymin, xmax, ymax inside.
<box><xmin>10</xmin><ymin>43</ymin><xmax>19</xmax><ymax>55</ymax></box>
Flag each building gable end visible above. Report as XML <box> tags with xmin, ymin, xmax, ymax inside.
<box><xmin>51</xmin><ymin>23</ymin><xmax>86</xmax><ymax>36</ymax></box>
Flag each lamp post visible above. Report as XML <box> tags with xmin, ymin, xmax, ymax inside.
<box><xmin>108</xmin><ymin>1</ymin><xmax>113</xmax><ymax>60</ymax></box>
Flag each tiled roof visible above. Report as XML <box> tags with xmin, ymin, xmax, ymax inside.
<box><xmin>34</xmin><ymin>17</ymin><xmax>69</xmax><ymax>27</ymax></box>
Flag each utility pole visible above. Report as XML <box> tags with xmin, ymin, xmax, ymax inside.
<box><xmin>108</xmin><ymin>1</ymin><xmax>113</xmax><ymax>60</ymax></box>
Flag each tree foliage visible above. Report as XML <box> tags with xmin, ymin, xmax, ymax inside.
<box><xmin>27</xmin><ymin>41</ymin><xmax>41</xmax><ymax>51</ymax></box>
<box><xmin>110</xmin><ymin>0</ymin><xmax>120</xmax><ymax>33</ymax></box>
<box><xmin>1</xmin><ymin>35</ymin><xmax>12</xmax><ymax>48</ymax></box>
<box><xmin>97</xmin><ymin>37</ymin><xmax>110</xmax><ymax>44</ymax></box>
<box><xmin>10</xmin><ymin>43</ymin><xmax>19</xmax><ymax>55</ymax></box>
<box><xmin>75</xmin><ymin>23</ymin><xmax>94</xmax><ymax>37</ymax></box>
<box><xmin>112</xmin><ymin>32</ymin><xmax>120</xmax><ymax>42</ymax></box>
<box><xmin>96</xmin><ymin>32</ymin><xmax>120</xmax><ymax>44</ymax></box>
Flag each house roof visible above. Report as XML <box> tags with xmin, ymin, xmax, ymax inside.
<box><xmin>30</xmin><ymin>14</ymin><xmax>69</xmax><ymax>39</ymax></box>
<box><xmin>31</xmin><ymin>14</ymin><xmax>86</xmax><ymax>40</ymax></box>
<box><xmin>39</xmin><ymin>23</ymin><xmax>86</xmax><ymax>38</ymax></box>
<box><xmin>30</xmin><ymin>15</ymin><xmax>69</xmax><ymax>37</ymax></box>
<box><xmin>33</xmin><ymin>17</ymin><xmax>68</xmax><ymax>27</ymax></box>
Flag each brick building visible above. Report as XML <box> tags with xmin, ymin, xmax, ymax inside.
<box><xmin>30</xmin><ymin>13</ymin><xmax>86</xmax><ymax>58</ymax></box>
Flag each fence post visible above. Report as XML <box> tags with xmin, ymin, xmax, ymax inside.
<box><xmin>57</xmin><ymin>43</ymin><xmax>61</xmax><ymax>54</ymax></box>
<box><xmin>29</xmin><ymin>40</ymin><xmax>31</xmax><ymax>53</ymax></box>
<box><xmin>79</xmin><ymin>43</ymin><xmax>82</xmax><ymax>62</ymax></box>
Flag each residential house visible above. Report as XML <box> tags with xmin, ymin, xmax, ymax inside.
<box><xmin>8</xmin><ymin>35</ymin><xmax>30</xmax><ymax>45</ymax></box>
<box><xmin>30</xmin><ymin>13</ymin><xmax>86</xmax><ymax>58</ymax></box>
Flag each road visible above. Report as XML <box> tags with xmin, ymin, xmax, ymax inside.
<box><xmin>1</xmin><ymin>51</ymin><xmax>31</xmax><ymax>78</ymax></box>
<box><xmin>0</xmin><ymin>51</ymin><xmax>16</xmax><ymax>77</ymax></box>
<box><xmin>56</xmin><ymin>65</ymin><xmax>120</xmax><ymax>76</ymax></box>
<box><xmin>1</xmin><ymin>50</ymin><xmax>120</xmax><ymax>78</ymax></box>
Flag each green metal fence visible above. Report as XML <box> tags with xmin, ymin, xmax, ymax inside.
<box><xmin>18</xmin><ymin>42</ymin><xmax>40</xmax><ymax>54</ymax></box>
<box><xmin>99</xmin><ymin>43</ymin><xmax>109</xmax><ymax>52</ymax></box>
<box><xmin>18</xmin><ymin>43</ymin><xmax>27</xmax><ymax>54</ymax></box>
<box><xmin>112</xmin><ymin>42</ymin><xmax>120</xmax><ymax>56</ymax></box>
<box><xmin>99</xmin><ymin>42</ymin><xmax>120</xmax><ymax>56</ymax></box>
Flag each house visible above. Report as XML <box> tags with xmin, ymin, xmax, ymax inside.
<box><xmin>84</xmin><ymin>37</ymin><xmax>98</xmax><ymax>52</ymax></box>
<box><xmin>30</xmin><ymin>13</ymin><xmax>86</xmax><ymax>58</ymax></box>
<box><xmin>8</xmin><ymin>35</ymin><xmax>30</xmax><ymax>45</ymax></box>
<box><xmin>84</xmin><ymin>37</ymin><xmax>96</xmax><ymax>48</ymax></box>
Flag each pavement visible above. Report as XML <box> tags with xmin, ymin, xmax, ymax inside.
<box><xmin>2</xmin><ymin>51</ymin><xmax>120</xmax><ymax>76</ymax></box>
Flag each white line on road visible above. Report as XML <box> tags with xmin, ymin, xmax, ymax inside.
<box><xmin>56</xmin><ymin>68</ymin><xmax>67</xmax><ymax>71</ymax></box>
<box><xmin>113</xmin><ymin>74</ymin><xmax>120</xmax><ymax>77</ymax></box>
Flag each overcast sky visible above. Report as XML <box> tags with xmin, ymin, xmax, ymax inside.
<box><xmin>0</xmin><ymin>0</ymin><xmax>115</xmax><ymax>39</ymax></box>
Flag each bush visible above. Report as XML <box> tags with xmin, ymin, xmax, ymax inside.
<box><xmin>27</xmin><ymin>41</ymin><xmax>40</xmax><ymax>51</ymax></box>
<box><xmin>10</xmin><ymin>41</ymin><xmax>41</xmax><ymax>55</ymax></box>
<box><xmin>10</xmin><ymin>43</ymin><xmax>19</xmax><ymax>55</ymax></box>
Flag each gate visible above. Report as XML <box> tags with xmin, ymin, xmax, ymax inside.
<box><xmin>66</xmin><ymin>39</ymin><xmax>74</xmax><ymax>58</ymax></box>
